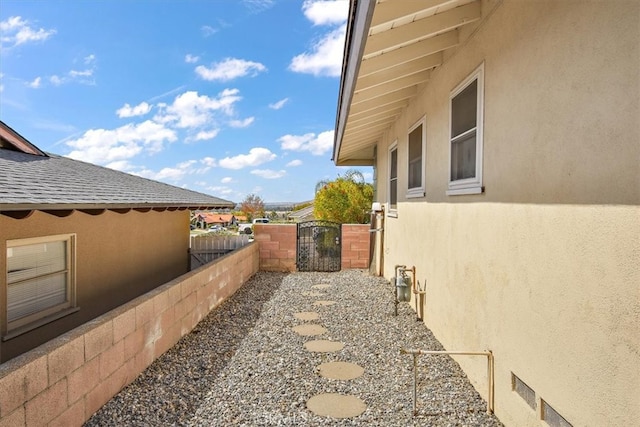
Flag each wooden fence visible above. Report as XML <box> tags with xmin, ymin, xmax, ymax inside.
<box><xmin>189</xmin><ymin>234</ymin><xmax>251</xmax><ymax>270</ymax></box>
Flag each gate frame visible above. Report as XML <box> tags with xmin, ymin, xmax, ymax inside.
<box><xmin>296</xmin><ymin>220</ymin><xmax>342</xmax><ymax>272</ymax></box>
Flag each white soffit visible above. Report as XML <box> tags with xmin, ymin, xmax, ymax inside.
<box><xmin>337</xmin><ymin>0</ymin><xmax>482</xmax><ymax>165</ymax></box>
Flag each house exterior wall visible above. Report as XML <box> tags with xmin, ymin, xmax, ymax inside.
<box><xmin>1</xmin><ymin>209</ymin><xmax>191</xmax><ymax>363</ymax></box>
<box><xmin>0</xmin><ymin>242</ymin><xmax>259</xmax><ymax>426</ymax></box>
<box><xmin>372</xmin><ymin>2</ymin><xmax>639</xmax><ymax>426</ymax></box>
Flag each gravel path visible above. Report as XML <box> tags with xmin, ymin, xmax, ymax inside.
<box><xmin>85</xmin><ymin>270</ymin><xmax>503</xmax><ymax>426</ymax></box>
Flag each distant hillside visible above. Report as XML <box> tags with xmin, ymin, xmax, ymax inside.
<box><xmin>233</xmin><ymin>201</ymin><xmax>313</xmax><ymax>211</ymax></box>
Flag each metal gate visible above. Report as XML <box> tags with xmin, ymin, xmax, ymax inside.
<box><xmin>296</xmin><ymin>220</ymin><xmax>341</xmax><ymax>272</ymax></box>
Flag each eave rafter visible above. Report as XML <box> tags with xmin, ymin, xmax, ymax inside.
<box><xmin>334</xmin><ymin>0</ymin><xmax>482</xmax><ymax>165</ymax></box>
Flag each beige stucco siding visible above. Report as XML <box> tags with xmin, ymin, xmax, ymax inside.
<box><xmin>1</xmin><ymin>209</ymin><xmax>190</xmax><ymax>362</ymax></box>
<box><xmin>386</xmin><ymin>203</ymin><xmax>639</xmax><ymax>426</ymax></box>
<box><xmin>374</xmin><ymin>1</ymin><xmax>639</xmax><ymax>426</ymax></box>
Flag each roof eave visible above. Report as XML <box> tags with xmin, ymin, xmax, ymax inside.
<box><xmin>332</xmin><ymin>0</ymin><xmax>377</xmax><ymax>165</ymax></box>
<box><xmin>0</xmin><ymin>202</ymin><xmax>235</xmax><ymax>213</ymax></box>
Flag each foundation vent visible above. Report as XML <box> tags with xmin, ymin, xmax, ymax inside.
<box><xmin>542</xmin><ymin>400</ymin><xmax>572</xmax><ymax>427</ymax></box>
<box><xmin>511</xmin><ymin>373</ymin><xmax>536</xmax><ymax>410</ymax></box>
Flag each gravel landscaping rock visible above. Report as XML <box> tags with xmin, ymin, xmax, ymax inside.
<box><xmin>85</xmin><ymin>270</ymin><xmax>503</xmax><ymax>426</ymax></box>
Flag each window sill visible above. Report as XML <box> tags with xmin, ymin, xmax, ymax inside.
<box><xmin>446</xmin><ymin>186</ymin><xmax>484</xmax><ymax>196</ymax></box>
<box><xmin>3</xmin><ymin>307</ymin><xmax>80</xmax><ymax>341</ymax></box>
<box><xmin>406</xmin><ymin>190</ymin><xmax>425</xmax><ymax>199</ymax></box>
<box><xmin>387</xmin><ymin>210</ymin><xmax>398</xmax><ymax>218</ymax></box>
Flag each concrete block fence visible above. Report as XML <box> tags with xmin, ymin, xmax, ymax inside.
<box><xmin>340</xmin><ymin>224</ymin><xmax>371</xmax><ymax>269</ymax></box>
<box><xmin>254</xmin><ymin>223</ymin><xmax>371</xmax><ymax>272</ymax></box>
<box><xmin>0</xmin><ymin>224</ymin><xmax>370</xmax><ymax>426</ymax></box>
<box><xmin>0</xmin><ymin>243</ymin><xmax>259</xmax><ymax>427</ymax></box>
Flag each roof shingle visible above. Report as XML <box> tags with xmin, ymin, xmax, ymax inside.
<box><xmin>0</xmin><ymin>148</ymin><xmax>234</xmax><ymax>212</ymax></box>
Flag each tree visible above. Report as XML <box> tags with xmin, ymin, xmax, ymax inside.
<box><xmin>239</xmin><ymin>194</ymin><xmax>265</xmax><ymax>221</ymax></box>
<box><xmin>314</xmin><ymin>169</ymin><xmax>373</xmax><ymax>224</ymax></box>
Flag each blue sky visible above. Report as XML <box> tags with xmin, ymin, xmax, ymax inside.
<box><xmin>0</xmin><ymin>0</ymin><xmax>370</xmax><ymax>204</ymax></box>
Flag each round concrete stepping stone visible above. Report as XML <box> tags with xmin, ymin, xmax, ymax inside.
<box><xmin>302</xmin><ymin>291</ymin><xmax>323</xmax><ymax>297</ymax></box>
<box><xmin>318</xmin><ymin>361</ymin><xmax>365</xmax><ymax>380</ymax></box>
<box><xmin>304</xmin><ymin>340</ymin><xmax>344</xmax><ymax>353</ymax></box>
<box><xmin>292</xmin><ymin>324</ymin><xmax>327</xmax><ymax>336</ymax></box>
<box><xmin>294</xmin><ymin>311</ymin><xmax>319</xmax><ymax>321</ymax></box>
<box><xmin>312</xmin><ymin>284</ymin><xmax>332</xmax><ymax>289</ymax></box>
<box><xmin>307</xmin><ymin>393</ymin><xmax>367</xmax><ymax>418</ymax></box>
<box><xmin>313</xmin><ymin>300</ymin><xmax>337</xmax><ymax>306</ymax></box>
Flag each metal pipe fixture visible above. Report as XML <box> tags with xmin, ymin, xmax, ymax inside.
<box><xmin>392</xmin><ymin>265</ymin><xmax>414</xmax><ymax>315</ymax></box>
<box><xmin>400</xmin><ymin>348</ymin><xmax>495</xmax><ymax>416</ymax></box>
<box><xmin>413</xmin><ymin>279</ymin><xmax>426</xmax><ymax>321</ymax></box>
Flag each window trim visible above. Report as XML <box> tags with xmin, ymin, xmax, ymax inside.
<box><xmin>447</xmin><ymin>62</ymin><xmax>484</xmax><ymax>196</ymax></box>
<box><xmin>388</xmin><ymin>141</ymin><xmax>398</xmax><ymax>217</ymax></box>
<box><xmin>407</xmin><ymin>116</ymin><xmax>426</xmax><ymax>198</ymax></box>
<box><xmin>4</xmin><ymin>234</ymin><xmax>77</xmax><ymax>339</ymax></box>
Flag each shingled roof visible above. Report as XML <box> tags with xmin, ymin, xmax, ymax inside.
<box><xmin>0</xmin><ymin>121</ymin><xmax>234</xmax><ymax>215</ymax></box>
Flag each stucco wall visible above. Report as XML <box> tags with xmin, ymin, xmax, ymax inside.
<box><xmin>0</xmin><ymin>209</ymin><xmax>191</xmax><ymax>363</ymax></box>
<box><xmin>373</xmin><ymin>1</ymin><xmax>639</xmax><ymax>426</ymax></box>
<box><xmin>0</xmin><ymin>242</ymin><xmax>259</xmax><ymax>426</ymax></box>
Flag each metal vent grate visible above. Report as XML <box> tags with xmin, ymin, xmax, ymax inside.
<box><xmin>511</xmin><ymin>373</ymin><xmax>536</xmax><ymax>410</ymax></box>
<box><xmin>542</xmin><ymin>400</ymin><xmax>573</xmax><ymax>427</ymax></box>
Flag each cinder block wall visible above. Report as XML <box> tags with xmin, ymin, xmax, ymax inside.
<box><xmin>0</xmin><ymin>242</ymin><xmax>259</xmax><ymax>426</ymax></box>
<box><xmin>254</xmin><ymin>223</ymin><xmax>371</xmax><ymax>272</ymax></box>
<box><xmin>254</xmin><ymin>224</ymin><xmax>297</xmax><ymax>272</ymax></box>
<box><xmin>341</xmin><ymin>224</ymin><xmax>371</xmax><ymax>269</ymax></box>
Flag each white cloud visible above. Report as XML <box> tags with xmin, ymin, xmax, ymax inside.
<box><xmin>65</xmin><ymin>120</ymin><xmax>177</xmax><ymax>164</ymax></box>
<box><xmin>105</xmin><ymin>160</ymin><xmax>135</xmax><ymax>171</ymax></box>
<box><xmin>279</xmin><ymin>130</ymin><xmax>334</xmax><ymax>155</ymax></box>
<box><xmin>116</xmin><ymin>102</ymin><xmax>152</xmax><ymax>118</ymax></box>
<box><xmin>195</xmin><ymin>58</ymin><xmax>266</xmax><ymax>82</ymax></box>
<box><xmin>289</xmin><ymin>24</ymin><xmax>346</xmax><ymax>77</ymax></box>
<box><xmin>194</xmin><ymin>129</ymin><xmax>220</xmax><ymax>141</ymax></box>
<box><xmin>50</xmin><ymin>75</ymin><xmax>63</xmax><ymax>86</ymax></box>
<box><xmin>221</xmin><ymin>177</ymin><xmax>233</xmax><ymax>184</ymax></box>
<box><xmin>229</xmin><ymin>117</ymin><xmax>254</xmax><ymax>128</ymax></box>
<box><xmin>269</xmin><ymin>98</ymin><xmax>289</xmax><ymax>110</ymax></box>
<box><xmin>242</xmin><ymin>0</ymin><xmax>275</xmax><ymax>11</ymax></box>
<box><xmin>219</xmin><ymin>147</ymin><xmax>276</xmax><ymax>170</ymax></box>
<box><xmin>27</xmin><ymin>76</ymin><xmax>41</xmax><ymax>88</ymax></box>
<box><xmin>201</xmin><ymin>157</ymin><xmax>217</xmax><ymax>167</ymax></box>
<box><xmin>251</xmin><ymin>169</ymin><xmax>286</xmax><ymax>179</ymax></box>
<box><xmin>201</xmin><ymin>25</ymin><xmax>218</xmax><ymax>37</ymax></box>
<box><xmin>303</xmin><ymin>0</ymin><xmax>348</xmax><ymax>25</ymax></box>
<box><xmin>185</xmin><ymin>54</ymin><xmax>200</xmax><ymax>63</ymax></box>
<box><xmin>1</xmin><ymin>16</ymin><xmax>56</xmax><ymax>49</ymax></box>
<box><xmin>47</xmin><ymin>55</ymin><xmax>97</xmax><ymax>86</ymax></box>
<box><xmin>207</xmin><ymin>185</ymin><xmax>234</xmax><ymax>195</ymax></box>
<box><xmin>286</xmin><ymin>159</ymin><xmax>303</xmax><ymax>167</ymax></box>
<box><xmin>154</xmin><ymin>89</ymin><xmax>241</xmax><ymax>129</ymax></box>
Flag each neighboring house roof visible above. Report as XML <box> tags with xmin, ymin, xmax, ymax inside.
<box><xmin>198</xmin><ymin>213</ymin><xmax>235</xmax><ymax>224</ymax></box>
<box><xmin>0</xmin><ymin>122</ymin><xmax>235</xmax><ymax>215</ymax></box>
<box><xmin>333</xmin><ymin>0</ymin><xmax>482</xmax><ymax>165</ymax></box>
<box><xmin>0</xmin><ymin>121</ymin><xmax>47</xmax><ymax>156</ymax></box>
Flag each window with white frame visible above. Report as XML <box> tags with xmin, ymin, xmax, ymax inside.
<box><xmin>407</xmin><ymin>117</ymin><xmax>426</xmax><ymax>197</ymax></box>
<box><xmin>5</xmin><ymin>234</ymin><xmax>76</xmax><ymax>335</ymax></box>
<box><xmin>388</xmin><ymin>142</ymin><xmax>398</xmax><ymax>213</ymax></box>
<box><xmin>448</xmin><ymin>63</ymin><xmax>484</xmax><ymax>195</ymax></box>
